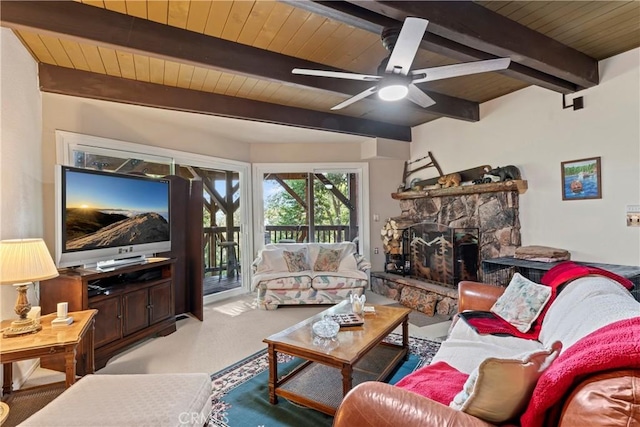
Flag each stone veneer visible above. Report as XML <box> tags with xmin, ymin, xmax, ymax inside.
<box><xmin>372</xmin><ymin>190</ymin><xmax>522</xmax><ymax>316</ymax></box>
<box><xmin>371</xmin><ymin>272</ymin><xmax>459</xmax><ymax>316</ymax></box>
<box><xmin>398</xmin><ymin>190</ymin><xmax>521</xmax><ymax>277</ymax></box>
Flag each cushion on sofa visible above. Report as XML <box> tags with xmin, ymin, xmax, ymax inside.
<box><xmin>449</xmin><ymin>341</ymin><xmax>562</xmax><ymax>423</ymax></box>
<box><xmin>255</xmin><ymin>248</ymin><xmax>289</xmax><ymax>273</ymax></box>
<box><xmin>283</xmin><ymin>248</ymin><xmax>311</xmax><ymax>272</ymax></box>
<box><xmin>308</xmin><ymin>242</ymin><xmax>356</xmax><ymax>265</ymax></box>
<box><xmin>490</xmin><ymin>273</ymin><xmax>552</xmax><ymax>333</ymax></box>
<box><xmin>338</xmin><ymin>252</ymin><xmax>358</xmax><ymax>271</ymax></box>
<box><xmin>258</xmin><ymin>242</ymin><xmax>361</xmax><ymax>273</ymax></box>
<box><xmin>313</xmin><ymin>247</ymin><xmax>343</xmax><ymax>271</ymax></box>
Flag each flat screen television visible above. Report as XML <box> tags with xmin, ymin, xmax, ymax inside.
<box><xmin>55</xmin><ymin>165</ymin><xmax>171</xmax><ymax>269</ymax></box>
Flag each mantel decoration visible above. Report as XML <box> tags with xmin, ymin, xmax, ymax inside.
<box><xmin>561</xmin><ymin>156</ymin><xmax>602</xmax><ymax>200</ymax></box>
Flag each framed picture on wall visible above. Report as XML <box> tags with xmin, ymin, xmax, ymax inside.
<box><xmin>561</xmin><ymin>156</ymin><xmax>602</xmax><ymax>200</ymax></box>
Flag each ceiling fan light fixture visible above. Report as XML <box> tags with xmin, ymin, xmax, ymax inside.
<box><xmin>378</xmin><ymin>84</ymin><xmax>408</xmax><ymax>101</ymax></box>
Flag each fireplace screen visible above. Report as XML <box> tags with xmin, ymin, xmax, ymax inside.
<box><xmin>403</xmin><ymin>223</ymin><xmax>479</xmax><ymax>287</ymax></box>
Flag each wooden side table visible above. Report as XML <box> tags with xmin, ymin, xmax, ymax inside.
<box><xmin>0</xmin><ymin>309</ymin><xmax>97</xmax><ymax>394</ymax></box>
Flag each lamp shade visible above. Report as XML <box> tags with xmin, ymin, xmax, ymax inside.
<box><xmin>0</xmin><ymin>238</ymin><xmax>59</xmax><ymax>285</ymax></box>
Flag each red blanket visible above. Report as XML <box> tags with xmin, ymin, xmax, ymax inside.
<box><xmin>465</xmin><ymin>261</ymin><xmax>634</xmax><ymax>339</ymax></box>
<box><xmin>520</xmin><ymin>316</ymin><xmax>640</xmax><ymax>427</ymax></box>
<box><xmin>395</xmin><ymin>361</ymin><xmax>469</xmax><ymax>405</ymax></box>
<box><xmin>540</xmin><ymin>261</ymin><xmax>633</xmax><ymax>290</ymax></box>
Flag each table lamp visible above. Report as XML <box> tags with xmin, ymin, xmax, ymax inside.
<box><xmin>0</xmin><ymin>238</ymin><xmax>59</xmax><ymax>338</ymax></box>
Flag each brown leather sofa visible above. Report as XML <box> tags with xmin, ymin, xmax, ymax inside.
<box><xmin>333</xmin><ymin>281</ymin><xmax>640</xmax><ymax>427</ymax></box>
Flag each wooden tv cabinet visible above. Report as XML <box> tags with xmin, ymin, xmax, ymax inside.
<box><xmin>39</xmin><ymin>258</ymin><xmax>176</xmax><ymax>373</ymax></box>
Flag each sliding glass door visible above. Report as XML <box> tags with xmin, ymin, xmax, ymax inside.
<box><xmin>177</xmin><ymin>166</ymin><xmax>243</xmax><ymax>300</ymax></box>
<box><xmin>254</xmin><ymin>163</ymin><xmax>369</xmax><ymax>256</ymax></box>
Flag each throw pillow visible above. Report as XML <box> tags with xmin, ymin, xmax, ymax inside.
<box><xmin>257</xmin><ymin>248</ymin><xmax>288</xmax><ymax>273</ymax></box>
<box><xmin>313</xmin><ymin>247</ymin><xmax>343</xmax><ymax>272</ymax></box>
<box><xmin>449</xmin><ymin>341</ymin><xmax>562</xmax><ymax>423</ymax></box>
<box><xmin>282</xmin><ymin>248</ymin><xmax>311</xmax><ymax>272</ymax></box>
<box><xmin>400</xmin><ymin>287</ymin><xmax>437</xmax><ymax>316</ymax></box>
<box><xmin>338</xmin><ymin>252</ymin><xmax>358</xmax><ymax>271</ymax></box>
<box><xmin>490</xmin><ymin>273</ymin><xmax>552</xmax><ymax>333</ymax></box>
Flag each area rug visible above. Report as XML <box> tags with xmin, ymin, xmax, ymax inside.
<box><xmin>208</xmin><ymin>333</ymin><xmax>441</xmax><ymax>426</ymax></box>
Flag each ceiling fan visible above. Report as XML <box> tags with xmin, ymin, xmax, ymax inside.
<box><xmin>292</xmin><ymin>17</ymin><xmax>511</xmax><ymax>111</ymax></box>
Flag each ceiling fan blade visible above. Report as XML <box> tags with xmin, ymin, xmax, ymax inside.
<box><xmin>385</xmin><ymin>17</ymin><xmax>428</xmax><ymax>75</ymax></box>
<box><xmin>331</xmin><ymin>87</ymin><xmax>378</xmax><ymax>110</ymax></box>
<box><xmin>292</xmin><ymin>68</ymin><xmax>381</xmax><ymax>82</ymax></box>
<box><xmin>406</xmin><ymin>84</ymin><xmax>436</xmax><ymax>108</ymax></box>
<box><xmin>411</xmin><ymin>58</ymin><xmax>511</xmax><ymax>83</ymax></box>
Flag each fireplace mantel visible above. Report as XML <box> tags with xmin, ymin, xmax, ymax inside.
<box><xmin>391</xmin><ymin>179</ymin><xmax>528</xmax><ymax>200</ymax></box>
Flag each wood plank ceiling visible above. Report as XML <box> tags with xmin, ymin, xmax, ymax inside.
<box><xmin>1</xmin><ymin>1</ymin><xmax>639</xmax><ymax>142</ymax></box>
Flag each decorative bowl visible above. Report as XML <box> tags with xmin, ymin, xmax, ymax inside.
<box><xmin>312</xmin><ymin>315</ymin><xmax>340</xmax><ymax>339</ymax></box>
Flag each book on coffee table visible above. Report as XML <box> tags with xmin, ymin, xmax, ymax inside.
<box><xmin>330</xmin><ymin>313</ymin><xmax>364</xmax><ymax>327</ymax></box>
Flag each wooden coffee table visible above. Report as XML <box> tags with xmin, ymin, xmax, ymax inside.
<box><xmin>263</xmin><ymin>301</ymin><xmax>411</xmax><ymax>416</ymax></box>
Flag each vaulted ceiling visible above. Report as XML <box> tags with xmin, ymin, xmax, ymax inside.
<box><xmin>2</xmin><ymin>1</ymin><xmax>639</xmax><ymax>142</ymax></box>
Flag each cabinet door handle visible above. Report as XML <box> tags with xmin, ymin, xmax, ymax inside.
<box><xmin>117</xmin><ymin>314</ymin><xmax>122</xmax><ymax>319</ymax></box>
<box><xmin>147</xmin><ymin>304</ymin><xmax>153</xmax><ymax>309</ymax></box>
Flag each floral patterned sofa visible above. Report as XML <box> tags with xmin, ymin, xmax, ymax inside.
<box><xmin>252</xmin><ymin>242</ymin><xmax>370</xmax><ymax>310</ymax></box>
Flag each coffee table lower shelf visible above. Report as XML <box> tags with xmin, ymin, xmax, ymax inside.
<box><xmin>276</xmin><ymin>343</ymin><xmax>407</xmax><ymax>415</ymax></box>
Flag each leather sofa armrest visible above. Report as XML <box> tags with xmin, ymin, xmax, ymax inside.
<box><xmin>458</xmin><ymin>281</ymin><xmax>506</xmax><ymax>312</ymax></box>
<box><xmin>334</xmin><ymin>382</ymin><xmax>496</xmax><ymax>427</ymax></box>
<box><xmin>558</xmin><ymin>369</ymin><xmax>640</xmax><ymax>426</ymax></box>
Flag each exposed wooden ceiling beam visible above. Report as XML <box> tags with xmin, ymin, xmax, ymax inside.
<box><xmin>345</xmin><ymin>0</ymin><xmax>598</xmax><ymax>91</ymax></box>
<box><xmin>297</xmin><ymin>1</ymin><xmax>579</xmax><ymax>93</ymax></box>
<box><xmin>0</xmin><ymin>0</ymin><xmax>476</xmax><ymax>122</ymax></box>
<box><xmin>38</xmin><ymin>64</ymin><xmax>412</xmax><ymax>141</ymax></box>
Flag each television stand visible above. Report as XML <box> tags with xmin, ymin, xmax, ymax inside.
<box><xmin>39</xmin><ymin>258</ymin><xmax>176</xmax><ymax>373</ymax></box>
<box><xmin>96</xmin><ymin>255</ymin><xmax>148</xmax><ymax>271</ymax></box>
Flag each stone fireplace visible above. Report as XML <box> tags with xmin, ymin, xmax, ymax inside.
<box><xmin>373</xmin><ymin>183</ymin><xmax>524</xmax><ymax>316</ymax></box>
<box><xmin>392</xmin><ymin>222</ymin><xmax>480</xmax><ymax>287</ymax></box>
<box><xmin>400</xmin><ymin>190</ymin><xmax>521</xmax><ymax>267</ymax></box>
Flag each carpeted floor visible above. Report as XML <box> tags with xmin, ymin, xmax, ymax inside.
<box><xmin>208</xmin><ymin>333</ymin><xmax>441</xmax><ymax>426</ymax></box>
<box><xmin>388</xmin><ymin>302</ymin><xmax>451</xmax><ymax>327</ymax></box>
<box><xmin>2</xmin><ymin>383</ymin><xmax>66</xmax><ymax>427</ymax></box>
<box><xmin>15</xmin><ymin>292</ymin><xmax>450</xmax><ymax>424</ymax></box>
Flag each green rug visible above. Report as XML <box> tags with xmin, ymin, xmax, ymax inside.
<box><xmin>208</xmin><ymin>333</ymin><xmax>441</xmax><ymax>426</ymax></box>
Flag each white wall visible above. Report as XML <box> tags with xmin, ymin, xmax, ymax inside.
<box><xmin>42</xmin><ymin>93</ymin><xmax>253</xmax><ymax>163</ymax></box>
<box><xmin>0</xmin><ymin>28</ymin><xmax>44</xmax><ymax>390</ymax></box>
<box><xmin>367</xmin><ymin>158</ymin><xmax>406</xmax><ymax>269</ymax></box>
<box><xmin>411</xmin><ymin>49</ymin><xmax>640</xmax><ymax>265</ymax></box>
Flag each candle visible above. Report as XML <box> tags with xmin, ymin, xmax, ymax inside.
<box><xmin>57</xmin><ymin>302</ymin><xmax>68</xmax><ymax>319</ymax></box>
